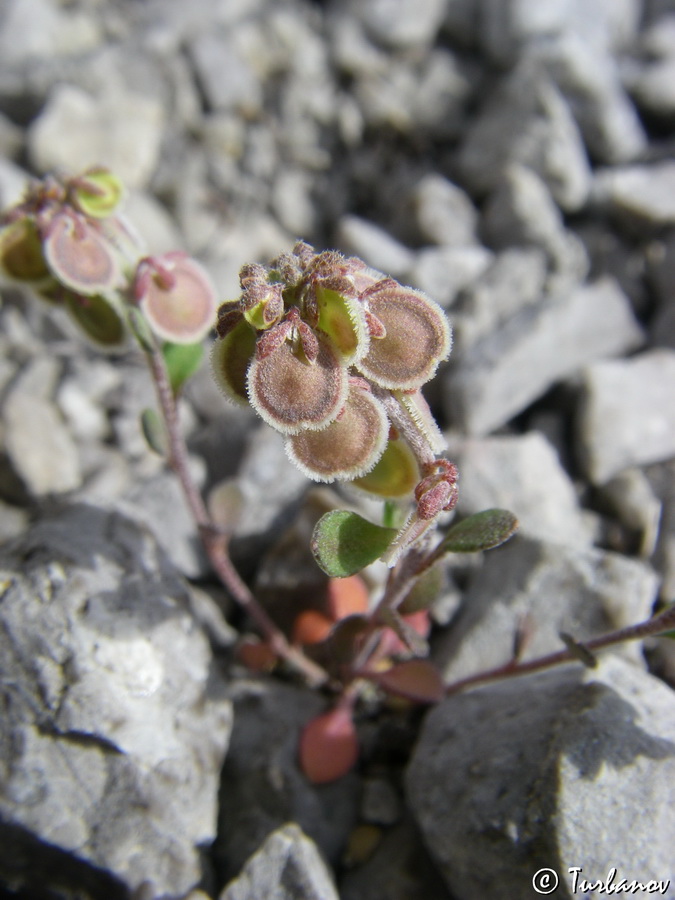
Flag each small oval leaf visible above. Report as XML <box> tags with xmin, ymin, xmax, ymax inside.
<box><xmin>368</xmin><ymin>660</ymin><xmax>444</xmax><ymax>704</ymax></box>
<box><xmin>299</xmin><ymin>707</ymin><xmax>359</xmax><ymax>784</ymax></box>
<box><xmin>140</xmin><ymin>407</ymin><xmax>167</xmax><ymax>456</ymax></box>
<box><xmin>162</xmin><ymin>340</ymin><xmax>204</xmax><ymax>395</ymax></box>
<box><xmin>311</xmin><ymin>510</ymin><xmax>397</xmax><ymax>577</ymax></box>
<box><xmin>440</xmin><ymin>508</ymin><xmax>518</xmax><ymax>554</ymax></box>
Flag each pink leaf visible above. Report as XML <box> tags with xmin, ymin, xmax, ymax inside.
<box><xmin>299</xmin><ymin>708</ymin><xmax>359</xmax><ymax>784</ymax></box>
<box><xmin>370</xmin><ymin>660</ymin><xmax>444</xmax><ymax>704</ymax></box>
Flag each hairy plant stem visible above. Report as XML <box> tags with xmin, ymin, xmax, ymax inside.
<box><xmin>146</xmin><ymin>340</ymin><xmax>329</xmax><ymax>688</ymax></box>
<box><xmin>444</xmin><ymin>603</ymin><xmax>675</xmax><ymax>695</ymax></box>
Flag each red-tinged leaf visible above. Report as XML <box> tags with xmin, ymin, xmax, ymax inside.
<box><xmin>326</xmin><ymin>575</ymin><xmax>370</xmax><ymax>621</ymax></box>
<box><xmin>370</xmin><ymin>660</ymin><xmax>444</xmax><ymax>704</ymax></box>
<box><xmin>292</xmin><ymin>610</ymin><xmax>334</xmax><ymax>646</ymax></box>
<box><xmin>300</xmin><ymin>708</ymin><xmax>359</xmax><ymax>784</ymax></box>
<box><xmin>236</xmin><ymin>637</ymin><xmax>278</xmax><ymax>673</ymax></box>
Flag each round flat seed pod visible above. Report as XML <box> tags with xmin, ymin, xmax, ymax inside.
<box><xmin>211</xmin><ymin>318</ymin><xmax>257</xmax><ymax>404</ymax></box>
<box><xmin>0</xmin><ymin>218</ymin><xmax>50</xmax><ymax>284</ymax></box>
<box><xmin>138</xmin><ymin>255</ymin><xmax>217</xmax><ymax>344</ymax></box>
<box><xmin>65</xmin><ymin>292</ymin><xmax>126</xmax><ymax>349</ymax></box>
<box><xmin>43</xmin><ymin>213</ymin><xmax>119</xmax><ymax>295</ymax></box>
<box><xmin>248</xmin><ymin>337</ymin><xmax>347</xmax><ymax>435</ymax></box>
<box><xmin>314</xmin><ymin>286</ymin><xmax>369</xmax><ymax>365</ymax></box>
<box><xmin>357</xmin><ymin>285</ymin><xmax>451</xmax><ymax>390</ymax></box>
<box><xmin>286</xmin><ymin>385</ymin><xmax>388</xmax><ymax>482</ymax></box>
<box><xmin>351</xmin><ymin>437</ymin><xmax>420</xmax><ymax>499</ymax></box>
<box><xmin>71</xmin><ymin>169</ymin><xmax>124</xmax><ymax>219</ymax></box>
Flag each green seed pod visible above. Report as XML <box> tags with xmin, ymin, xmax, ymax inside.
<box><xmin>285</xmin><ymin>385</ymin><xmax>388</xmax><ymax>482</ymax></box>
<box><xmin>43</xmin><ymin>212</ymin><xmax>120</xmax><ymax>295</ymax></box>
<box><xmin>314</xmin><ymin>285</ymin><xmax>369</xmax><ymax>365</ymax></box>
<box><xmin>356</xmin><ymin>283</ymin><xmax>451</xmax><ymax>390</ymax></box>
<box><xmin>351</xmin><ymin>436</ymin><xmax>420</xmax><ymax>499</ymax></box>
<box><xmin>247</xmin><ymin>338</ymin><xmax>347</xmax><ymax>435</ymax></box>
<box><xmin>65</xmin><ymin>292</ymin><xmax>126</xmax><ymax>349</ymax></box>
<box><xmin>211</xmin><ymin>317</ymin><xmax>257</xmax><ymax>404</ymax></box>
<box><xmin>70</xmin><ymin>168</ymin><xmax>125</xmax><ymax>219</ymax></box>
<box><xmin>137</xmin><ymin>253</ymin><xmax>217</xmax><ymax>344</ymax></box>
<box><xmin>0</xmin><ymin>218</ymin><xmax>51</xmax><ymax>284</ymax></box>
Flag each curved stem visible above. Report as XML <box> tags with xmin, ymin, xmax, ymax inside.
<box><xmin>146</xmin><ymin>340</ymin><xmax>329</xmax><ymax>688</ymax></box>
<box><xmin>444</xmin><ymin>603</ymin><xmax>675</xmax><ymax>695</ymax></box>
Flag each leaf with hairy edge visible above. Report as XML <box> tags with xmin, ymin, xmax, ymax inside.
<box><xmin>299</xmin><ymin>707</ymin><xmax>359</xmax><ymax>784</ymax></box>
<box><xmin>368</xmin><ymin>660</ymin><xmax>444</xmax><ymax>704</ymax></box>
<box><xmin>140</xmin><ymin>407</ymin><xmax>167</xmax><ymax>456</ymax></box>
<box><xmin>311</xmin><ymin>510</ymin><xmax>397</xmax><ymax>577</ymax></box>
<box><xmin>440</xmin><ymin>509</ymin><xmax>518</xmax><ymax>554</ymax></box>
<box><xmin>162</xmin><ymin>341</ymin><xmax>203</xmax><ymax>395</ymax></box>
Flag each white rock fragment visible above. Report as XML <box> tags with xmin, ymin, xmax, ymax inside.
<box><xmin>578</xmin><ymin>349</ymin><xmax>675</xmax><ymax>484</ymax></box>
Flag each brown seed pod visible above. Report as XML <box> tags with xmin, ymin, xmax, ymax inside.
<box><xmin>136</xmin><ymin>252</ymin><xmax>217</xmax><ymax>344</ymax></box>
<box><xmin>356</xmin><ymin>283</ymin><xmax>451</xmax><ymax>390</ymax></box>
<box><xmin>247</xmin><ymin>337</ymin><xmax>347</xmax><ymax>434</ymax></box>
<box><xmin>285</xmin><ymin>384</ymin><xmax>388</xmax><ymax>482</ymax></box>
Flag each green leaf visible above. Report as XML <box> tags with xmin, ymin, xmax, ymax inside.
<box><xmin>440</xmin><ymin>509</ymin><xmax>518</xmax><ymax>555</ymax></box>
<box><xmin>162</xmin><ymin>340</ymin><xmax>203</xmax><ymax>395</ymax></box>
<box><xmin>311</xmin><ymin>510</ymin><xmax>397</xmax><ymax>577</ymax></box>
<box><xmin>398</xmin><ymin>564</ymin><xmax>444</xmax><ymax>615</ymax></box>
<box><xmin>140</xmin><ymin>407</ymin><xmax>167</xmax><ymax>456</ymax></box>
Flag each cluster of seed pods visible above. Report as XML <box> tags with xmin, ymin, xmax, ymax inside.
<box><xmin>0</xmin><ymin>168</ymin><xmax>216</xmax><ymax>349</ymax></box>
<box><xmin>212</xmin><ymin>242</ymin><xmax>456</xmax><ymax>512</ymax></box>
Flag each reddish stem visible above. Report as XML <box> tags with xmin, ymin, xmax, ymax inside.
<box><xmin>146</xmin><ymin>341</ymin><xmax>329</xmax><ymax>688</ymax></box>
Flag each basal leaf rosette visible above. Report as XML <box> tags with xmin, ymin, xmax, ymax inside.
<box><xmin>356</xmin><ymin>281</ymin><xmax>451</xmax><ymax>390</ymax></box>
<box><xmin>247</xmin><ymin>336</ymin><xmax>348</xmax><ymax>435</ymax></box>
<box><xmin>286</xmin><ymin>382</ymin><xmax>388</xmax><ymax>482</ymax></box>
<box><xmin>0</xmin><ymin>217</ymin><xmax>51</xmax><ymax>286</ymax></box>
<box><xmin>43</xmin><ymin>211</ymin><xmax>121</xmax><ymax>295</ymax></box>
<box><xmin>135</xmin><ymin>252</ymin><xmax>217</xmax><ymax>344</ymax></box>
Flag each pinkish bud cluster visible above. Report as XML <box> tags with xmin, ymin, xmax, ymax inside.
<box><xmin>0</xmin><ymin>169</ymin><xmax>216</xmax><ymax>349</ymax></box>
<box><xmin>212</xmin><ymin>242</ymin><xmax>454</xmax><ymax>507</ymax></box>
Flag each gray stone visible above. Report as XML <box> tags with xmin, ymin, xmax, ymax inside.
<box><xmin>271</xmin><ymin>168</ymin><xmax>317</xmax><ymax>238</ymax></box>
<box><xmin>0</xmin><ymin>0</ymin><xmax>101</xmax><ymax>65</ymax></box>
<box><xmin>446</xmin><ymin>431</ymin><xmax>592</xmax><ymax>548</ymax></box>
<box><xmin>361</xmin><ymin>778</ymin><xmax>402</xmax><ymax>826</ymax></box>
<box><xmin>220</xmin><ymin>824</ymin><xmax>339</xmax><ymax>900</ymax></box>
<box><xmin>650</xmin><ymin>233</ymin><xmax>675</xmax><ymax>349</ymax></box>
<box><xmin>458</xmin><ymin>65</ymin><xmax>592</xmax><ymax>211</ymax></box>
<box><xmin>0</xmin><ymin>504</ymin><xmax>232</xmax><ymax>898</ymax></box>
<box><xmin>592</xmin><ymin>162</ymin><xmax>675</xmax><ymax>231</ymax></box>
<box><xmin>533</xmin><ymin>34</ymin><xmax>647</xmax><ymax>164</ymax></box>
<box><xmin>481</xmin><ymin>164</ymin><xmax>568</xmax><ymax>261</ymax></box>
<box><xmin>350</xmin><ymin>0</ymin><xmax>448</xmax><ymax>49</ymax></box>
<box><xmin>123</xmin><ymin>191</ymin><xmax>184</xmax><ymax>255</ymax></box>
<box><xmin>453</xmin><ymin>247</ymin><xmax>548</xmax><ymax>349</ymax></box>
<box><xmin>577</xmin><ymin>349</ymin><xmax>675</xmax><ymax>484</ymax></box>
<box><xmin>189</xmin><ymin>31</ymin><xmax>263</xmax><ymax>116</ymax></box>
<box><xmin>407</xmin><ymin>656</ymin><xmax>675</xmax><ymax>900</ymax></box>
<box><xmin>28</xmin><ymin>83</ymin><xmax>165</xmax><ymax>189</ymax></box>
<box><xmin>434</xmin><ymin>535</ymin><xmax>658</xmax><ymax>684</ymax></box>
<box><xmin>445</xmin><ymin>277</ymin><xmax>644</xmax><ymax>436</ymax></box>
<box><xmin>2</xmin><ymin>357</ymin><xmax>82</xmax><ymax>497</ymax></box>
<box><xmin>0</xmin><ymin>157</ymin><xmax>29</xmax><ymax>210</ymax></box>
<box><xmin>479</xmin><ymin>0</ymin><xmax>641</xmax><ymax>64</ymax></box>
<box><xmin>599</xmin><ymin>468</ymin><xmax>663</xmax><ymax>557</ymax></box>
<box><xmin>409</xmin><ymin>174</ymin><xmax>478</xmax><ymax>247</ymax></box>
<box><xmin>336</xmin><ymin>215</ymin><xmax>414</xmax><ymax>279</ymax></box>
<box><xmin>646</xmin><ymin>459</ymin><xmax>675</xmax><ymax>604</ymax></box>
<box><xmin>628</xmin><ymin>15</ymin><xmax>675</xmax><ymax>117</ymax></box>
<box><xmin>215</xmin><ymin>680</ymin><xmax>359</xmax><ymax>882</ymax></box>
<box><xmin>408</xmin><ymin>245</ymin><xmax>493</xmax><ymax>308</ymax></box>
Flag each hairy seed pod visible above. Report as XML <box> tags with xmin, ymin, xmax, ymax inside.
<box><xmin>351</xmin><ymin>437</ymin><xmax>420</xmax><ymax>499</ymax></box>
<box><xmin>43</xmin><ymin>212</ymin><xmax>120</xmax><ymax>295</ymax></box>
<box><xmin>65</xmin><ymin>292</ymin><xmax>127</xmax><ymax>349</ymax></box>
<box><xmin>69</xmin><ymin>168</ymin><xmax>124</xmax><ymax>219</ymax></box>
<box><xmin>211</xmin><ymin>317</ymin><xmax>257</xmax><ymax>404</ymax></box>
<box><xmin>356</xmin><ymin>283</ymin><xmax>451</xmax><ymax>390</ymax></box>
<box><xmin>247</xmin><ymin>338</ymin><xmax>347</xmax><ymax>434</ymax></box>
<box><xmin>312</xmin><ymin>285</ymin><xmax>369</xmax><ymax>365</ymax></box>
<box><xmin>285</xmin><ymin>385</ymin><xmax>388</xmax><ymax>481</ymax></box>
<box><xmin>0</xmin><ymin>218</ymin><xmax>51</xmax><ymax>284</ymax></box>
<box><xmin>136</xmin><ymin>253</ymin><xmax>217</xmax><ymax>344</ymax></box>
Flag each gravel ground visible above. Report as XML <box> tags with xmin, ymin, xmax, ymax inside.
<box><xmin>1</xmin><ymin>1</ymin><xmax>675</xmax><ymax>898</ymax></box>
